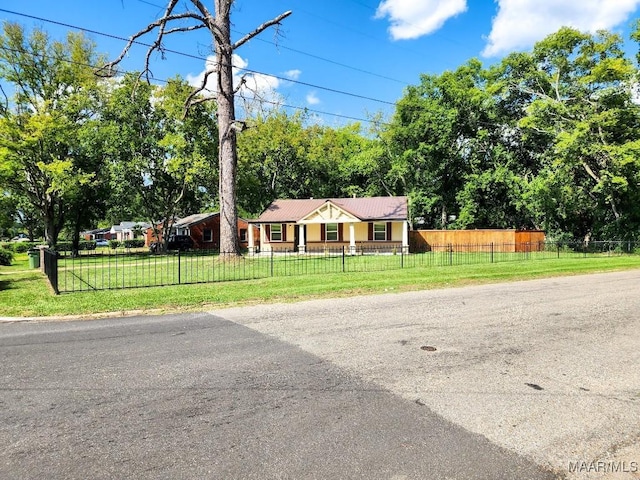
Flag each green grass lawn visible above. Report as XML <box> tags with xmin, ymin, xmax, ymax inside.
<box><xmin>53</xmin><ymin>247</ymin><xmax>587</xmax><ymax>292</ymax></box>
<box><xmin>2</xmin><ymin>252</ymin><xmax>640</xmax><ymax>318</ymax></box>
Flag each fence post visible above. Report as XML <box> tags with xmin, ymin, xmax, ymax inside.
<box><xmin>270</xmin><ymin>249</ymin><xmax>274</xmax><ymax>277</ymax></box>
<box><xmin>490</xmin><ymin>242</ymin><xmax>494</xmax><ymax>264</ymax></box>
<box><xmin>401</xmin><ymin>245</ymin><xmax>404</xmax><ymax>268</ymax></box>
<box><xmin>53</xmin><ymin>250</ymin><xmax>59</xmax><ymax>294</ymax></box>
<box><xmin>178</xmin><ymin>250</ymin><xmax>181</xmax><ymax>284</ymax></box>
<box><xmin>449</xmin><ymin>243</ymin><xmax>453</xmax><ymax>266</ymax></box>
<box><xmin>44</xmin><ymin>248</ymin><xmax>59</xmax><ymax>295</ymax></box>
<box><xmin>557</xmin><ymin>242</ymin><xmax>560</xmax><ymax>259</ymax></box>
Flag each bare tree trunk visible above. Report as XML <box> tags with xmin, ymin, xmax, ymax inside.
<box><xmin>43</xmin><ymin>196</ymin><xmax>64</xmax><ymax>248</ymax></box>
<box><xmin>100</xmin><ymin>0</ymin><xmax>291</xmax><ymax>256</ymax></box>
<box><xmin>215</xmin><ymin>1</ymin><xmax>240</xmax><ymax>255</ymax></box>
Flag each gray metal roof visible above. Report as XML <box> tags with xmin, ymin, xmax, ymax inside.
<box><xmin>173</xmin><ymin>212</ymin><xmax>219</xmax><ymax>228</ymax></box>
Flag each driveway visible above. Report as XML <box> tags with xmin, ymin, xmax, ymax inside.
<box><xmin>213</xmin><ymin>269</ymin><xmax>640</xmax><ymax>479</ymax></box>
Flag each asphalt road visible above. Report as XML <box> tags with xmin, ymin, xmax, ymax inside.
<box><xmin>2</xmin><ymin>270</ymin><xmax>640</xmax><ymax>479</ymax></box>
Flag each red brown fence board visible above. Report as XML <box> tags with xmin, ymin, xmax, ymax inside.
<box><xmin>409</xmin><ymin>229</ymin><xmax>545</xmax><ymax>252</ymax></box>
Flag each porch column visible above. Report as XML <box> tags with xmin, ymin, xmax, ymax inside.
<box><xmin>260</xmin><ymin>223</ymin><xmax>268</xmax><ymax>253</ymax></box>
<box><xmin>298</xmin><ymin>224</ymin><xmax>306</xmax><ymax>253</ymax></box>
<box><xmin>248</xmin><ymin>223</ymin><xmax>256</xmax><ymax>255</ymax></box>
<box><xmin>402</xmin><ymin>220</ymin><xmax>409</xmax><ymax>254</ymax></box>
<box><xmin>349</xmin><ymin>223</ymin><xmax>356</xmax><ymax>255</ymax></box>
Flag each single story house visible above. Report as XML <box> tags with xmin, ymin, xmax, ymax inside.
<box><xmin>145</xmin><ymin>212</ymin><xmax>258</xmax><ymax>250</ymax></box>
<box><xmin>249</xmin><ymin>196</ymin><xmax>409</xmax><ymax>254</ymax></box>
<box><xmin>110</xmin><ymin>221</ymin><xmax>151</xmax><ymax>241</ymax></box>
<box><xmin>82</xmin><ymin>227</ymin><xmax>113</xmax><ymax>241</ymax></box>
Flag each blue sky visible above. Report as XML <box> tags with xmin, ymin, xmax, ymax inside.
<box><xmin>2</xmin><ymin>0</ymin><xmax>640</xmax><ymax>126</ymax></box>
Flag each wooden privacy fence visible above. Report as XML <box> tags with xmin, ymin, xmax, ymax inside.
<box><xmin>409</xmin><ymin>229</ymin><xmax>546</xmax><ymax>252</ymax></box>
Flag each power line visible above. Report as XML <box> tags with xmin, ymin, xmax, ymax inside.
<box><xmin>131</xmin><ymin>0</ymin><xmax>409</xmax><ymax>85</ymax></box>
<box><xmin>257</xmin><ymin>97</ymin><xmax>392</xmax><ymax>127</ymax></box>
<box><xmin>0</xmin><ymin>44</ymin><xmax>388</xmax><ymax>126</ymax></box>
<box><xmin>247</xmin><ymin>35</ymin><xmax>407</xmax><ymax>86</ymax></box>
<box><xmin>0</xmin><ymin>7</ymin><xmax>398</xmax><ymax>108</ymax></box>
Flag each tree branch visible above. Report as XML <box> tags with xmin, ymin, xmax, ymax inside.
<box><xmin>233</xmin><ymin>75</ymin><xmax>246</xmax><ymax>95</ymax></box>
<box><xmin>189</xmin><ymin>0</ymin><xmax>220</xmax><ymax>39</ymax></box>
<box><xmin>184</xmin><ymin>67</ymin><xmax>216</xmax><ymax>111</ymax></box>
<box><xmin>582</xmin><ymin>161</ymin><xmax>601</xmax><ymax>183</ymax></box>
<box><xmin>232</xmin><ymin>10</ymin><xmax>292</xmax><ymax>50</ymax></box>
<box><xmin>97</xmin><ymin>0</ymin><xmax>206</xmax><ymax>76</ymax></box>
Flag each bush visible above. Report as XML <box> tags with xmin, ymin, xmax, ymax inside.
<box><xmin>109</xmin><ymin>240</ymin><xmax>121</xmax><ymax>249</ymax></box>
<box><xmin>13</xmin><ymin>242</ymin><xmax>37</xmax><ymax>253</ymax></box>
<box><xmin>123</xmin><ymin>239</ymin><xmax>145</xmax><ymax>249</ymax></box>
<box><xmin>54</xmin><ymin>241</ymin><xmax>96</xmax><ymax>252</ymax></box>
<box><xmin>0</xmin><ymin>247</ymin><xmax>14</xmax><ymax>266</ymax></box>
<box><xmin>80</xmin><ymin>241</ymin><xmax>97</xmax><ymax>251</ymax></box>
<box><xmin>55</xmin><ymin>242</ymin><xmax>73</xmax><ymax>252</ymax></box>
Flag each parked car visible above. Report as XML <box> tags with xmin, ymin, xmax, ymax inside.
<box><xmin>95</xmin><ymin>239</ymin><xmax>109</xmax><ymax>247</ymax></box>
<box><xmin>150</xmin><ymin>235</ymin><xmax>194</xmax><ymax>252</ymax></box>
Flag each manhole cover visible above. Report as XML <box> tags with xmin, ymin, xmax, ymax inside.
<box><xmin>420</xmin><ymin>345</ymin><xmax>437</xmax><ymax>352</ymax></box>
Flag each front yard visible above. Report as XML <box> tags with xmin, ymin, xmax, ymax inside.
<box><xmin>2</xmin><ymin>250</ymin><xmax>640</xmax><ymax>318</ymax></box>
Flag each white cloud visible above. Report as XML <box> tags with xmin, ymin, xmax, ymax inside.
<box><xmin>375</xmin><ymin>0</ymin><xmax>467</xmax><ymax>40</ymax></box>
<box><xmin>186</xmin><ymin>54</ymin><xmax>282</xmax><ymax>106</ymax></box>
<box><xmin>284</xmin><ymin>69</ymin><xmax>302</xmax><ymax>80</ymax></box>
<box><xmin>483</xmin><ymin>0</ymin><xmax>640</xmax><ymax>57</ymax></box>
<box><xmin>306</xmin><ymin>92</ymin><xmax>320</xmax><ymax>105</ymax></box>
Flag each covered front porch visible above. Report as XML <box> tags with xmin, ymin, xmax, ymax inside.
<box><xmin>248</xmin><ymin>200</ymin><xmax>409</xmax><ymax>255</ymax></box>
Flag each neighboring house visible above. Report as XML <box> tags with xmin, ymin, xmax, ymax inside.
<box><xmin>145</xmin><ymin>212</ymin><xmax>258</xmax><ymax>250</ymax></box>
<box><xmin>249</xmin><ymin>196</ymin><xmax>409</xmax><ymax>254</ymax></box>
<box><xmin>82</xmin><ymin>228</ymin><xmax>113</xmax><ymax>241</ymax></box>
<box><xmin>110</xmin><ymin>221</ymin><xmax>151</xmax><ymax>242</ymax></box>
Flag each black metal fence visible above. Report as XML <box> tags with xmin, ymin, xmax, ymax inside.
<box><xmin>43</xmin><ymin>241</ymin><xmax>640</xmax><ymax>294</ymax></box>
<box><xmin>43</xmin><ymin>248</ymin><xmax>59</xmax><ymax>294</ymax></box>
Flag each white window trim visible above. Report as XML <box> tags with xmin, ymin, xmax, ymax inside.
<box><xmin>326</xmin><ymin>223</ymin><xmax>338</xmax><ymax>242</ymax></box>
<box><xmin>270</xmin><ymin>224</ymin><xmax>282</xmax><ymax>242</ymax></box>
<box><xmin>203</xmin><ymin>228</ymin><xmax>213</xmax><ymax>243</ymax></box>
<box><xmin>373</xmin><ymin>222</ymin><xmax>386</xmax><ymax>241</ymax></box>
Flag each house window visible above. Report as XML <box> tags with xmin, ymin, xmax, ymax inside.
<box><xmin>326</xmin><ymin>223</ymin><xmax>338</xmax><ymax>241</ymax></box>
<box><xmin>239</xmin><ymin>229</ymin><xmax>247</xmax><ymax>242</ymax></box>
<box><xmin>203</xmin><ymin>228</ymin><xmax>213</xmax><ymax>243</ymax></box>
<box><xmin>373</xmin><ymin>223</ymin><xmax>386</xmax><ymax>241</ymax></box>
<box><xmin>270</xmin><ymin>224</ymin><xmax>282</xmax><ymax>242</ymax></box>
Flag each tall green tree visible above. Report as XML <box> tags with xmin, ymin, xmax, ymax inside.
<box><xmin>307</xmin><ymin>122</ymin><xmax>374</xmax><ymax>199</ymax></box>
<box><xmin>103</xmin><ymin>74</ymin><xmax>218</xmax><ymax>252</ymax></box>
<box><xmin>65</xmin><ymin>117</ymin><xmax>111</xmax><ymax>254</ymax></box>
<box><xmin>0</xmin><ymin>193</ymin><xmax>17</xmax><ymax>240</ymax></box>
<box><xmin>237</xmin><ymin>111</ymin><xmax>310</xmax><ymax>215</ymax></box>
<box><xmin>237</xmin><ymin>112</ymin><xmax>372</xmax><ymax>216</ymax></box>
<box><xmin>494</xmin><ymin>27</ymin><xmax>640</xmax><ymax>240</ymax></box>
<box><xmin>384</xmin><ymin>59</ymin><xmax>500</xmax><ymax>228</ymax></box>
<box><xmin>0</xmin><ymin>23</ymin><xmax>105</xmax><ymax>247</ymax></box>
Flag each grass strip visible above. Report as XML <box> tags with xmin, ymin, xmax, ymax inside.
<box><xmin>1</xmin><ymin>254</ymin><xmax>640</xmax><ymax>318</ymax></box>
